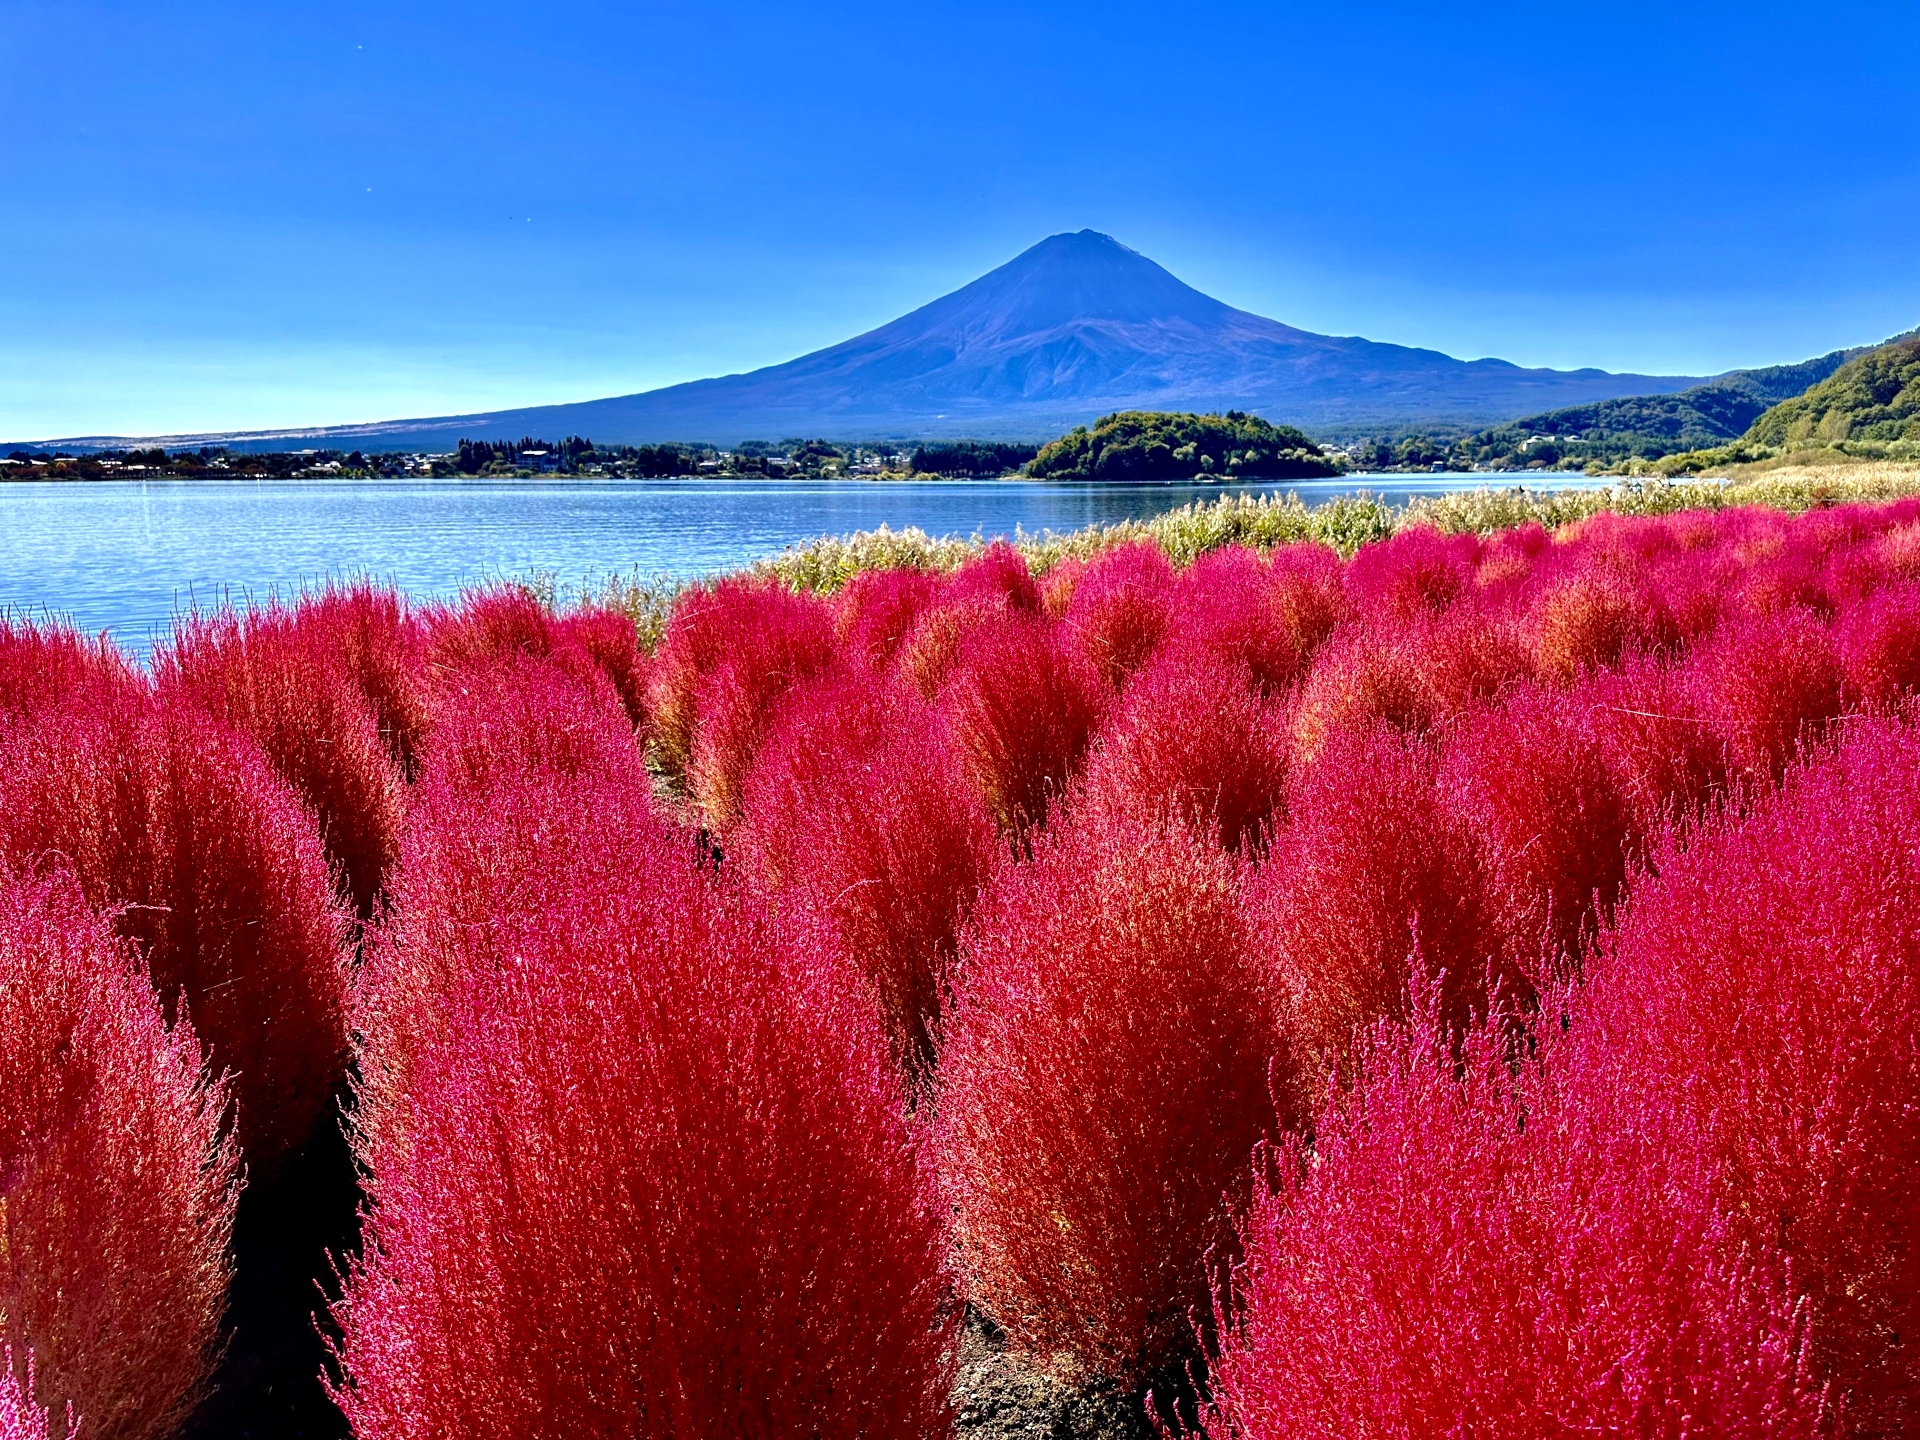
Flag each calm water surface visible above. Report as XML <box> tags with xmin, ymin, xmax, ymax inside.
<box><xmin>0</xmin><ymin>474</ymin><xmax>1585</xmax><ymax>656</ymax></box>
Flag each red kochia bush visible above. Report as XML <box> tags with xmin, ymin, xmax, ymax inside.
<box><xmin>945</xmin><ymin>539</ymin><xmax>1041</xmax><ymax>614</ymax></box>
<box><xmin>1076</xmin><ymin>647</ymin><xmax>1288</xmax><ymax>856</ymax></box>
<box><xmin>1</xmin><ymin>1349</ymin><xmax>66</xmax><ymax>1440</ymax></box>
<box><xmin>1690</xmin><ymin>606</ymin><xmax>1845</xmax><ymax>782</ymax></box>
<box><xmin>1836</xmin><ymin>583</ymin><xmax>1920</xmax><ymax>708</ymax></box>
<box><xmin>422</xmin><ymin>651</ymin><xmax>644</xmax><ymax>801</ymax></box>
<box><xmin>934</xmin><ymin>811</ymin><xmax>1289</xmax><ymax>1384</ymax></box>
<box><xmin>1344</xmin><ymin>524</ymin><xmax>1480</xmax><ymax>622</ymax></box>
<box><xmin>1205</xmin><ymin>984</ymin><xmax>1827</xmax><ymax>1440</ymax></box>
<box><xmin>0</xmin><ymin>871</ymin><xmax>238</xmax><ymax>1440</ymax></box>
<box><xmin>832</xmin><ymin>566</ymin><xmax>943</xmax><ymax>668</ymax></box>
<box><xmin>736</xmin><ymin>673</ymin><xmax>996</xmax><ymax>1073</ymax></box>
<box><xmin>158</xmin><ymin>605</ymin><xmax>404</xmax><ymax>917</ymax></box>
<box><xmin>1441</xmin><ymin>683</ymin><xmax>1629</xmax><ymax>974</ymax></box>
<box><xmin>350</xmin><ymin>654</ymin><xmax>663</xmax><ymax>1165</ymax></box>
<box><xmin>1248</xmin><ymin>720</ymin><xmax>1484</xmax><ymax>1077</ymax></box>
<box><xmin>424</xmin><ymin>587</ymin><xmax>646</xmax><ymax>730</ymax></box>
<box><xmin>1578</xmin><ymin>654</ymin><xmax>1727</xmax><ymax>838</ymax></box>
<box><xmin>288</xmin><ymin>582</ymin><xmax>431</xmax><ymax>777</ymax></box>
<box><xmin>556</xmin><ymin>604</ymin><xmax>650</xmax><ymax>728</ymax></box>
<box><xmin>1161</xmin><ymin>546</ymin><xmax>1312</xmax><ymax>696</ymax></box>
<box><xmin>941</xmin><ymin>612</ymin><xmax>1107</xmax><ymax>836</ymax></box>
<box><xmin>0</xmin><ymin>681</ymin><xmax>351</xmax><ymax>1168</ymax></box>
<box><xmin>421</xmin><ymin>583</ymin><xmax>558</xmax><ymax>669</ymax></box>
<box><xmin>335</xmin><ymin>785</ymin><xmax>953</xmax><ymax>1440</ymax></box>
<box><xmin>0</xmin><ymin>619</ymin><xmax>135</xmax><ymax>729</ymax></box>
<box><xmin>1289</xmin><ymin>625</ymin><xmax>1434</xmax><ymax>764</ymax></box>
<box><xmin>1531</xmin><ymin>564</ymin><xmax>1674</xmax><ymax>682</ymax></box>
<box><xmin>647</xmin><ymin>577</ymin><xmax>835</xmax><ymax>824</ymax></box>
<box><xmin>1399</xmin><ymin>604</ymin><xmax>1535</xmax><ymax>720</ymax></box>
<box><xmin>893</xmin><ymin>544</ymin><xmax>1044</xmax><ymax>698</ymax></box>
<box><xmin>1572</xmin><ymin>720</ymin><xmax>1920</xmax><ymax>1429</ymax></box>
<box><xmin>1066</xmin><ymin>540</ymin><xmax>1175</xmax><ymax>688</ymax></box>
<box><xmin>1264</xmin><ymin>541</ymin><xmax>1347</xmax><ymax>656</ymax></box>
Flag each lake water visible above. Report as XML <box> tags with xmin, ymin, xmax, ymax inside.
<box><xmin>0</xmin><ymin>474</ymin><xmax>1580</xmax><ymax>656</ymax></box>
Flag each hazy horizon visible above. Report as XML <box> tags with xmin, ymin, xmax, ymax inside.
<box><xmin>3</xmin><ymin>0</ymin><xmax>1917</xmax><ymax>440</ymax></box>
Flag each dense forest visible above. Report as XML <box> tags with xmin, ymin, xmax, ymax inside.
<box><xmin>909</xmin><ymin>441</ymin><xmax>1038</xmax><ymax>476</ymax></box>
<box><xmin>1026</xmin><ymin>411</ymin><xmax>1339</xmax><ymax>482</ymax></box>
<box><xmin>1746</xmin><ymin>335</ymin><xmax>1920</xmax><ymax>448</ymax></box>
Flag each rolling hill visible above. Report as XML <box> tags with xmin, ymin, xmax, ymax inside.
<box><xmin>1746</xmin><ymin>332</ymin><xmax>1920</xmax><ymax>448</ymax></box>
<box><xmin>30</xmin><ymin>231</ymin><xmax>1710</xmax><ymax>451</ymax></box>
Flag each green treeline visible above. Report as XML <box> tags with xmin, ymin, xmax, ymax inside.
<box><xmin>909</xmin><ymin>441</ymin><xmax>1038</xmax><ymax>476</ymax></box>
<box><xmin>1025</xmin><ymin>410</ymin><xmax>1340</xmax><ymax>482</ymax></box>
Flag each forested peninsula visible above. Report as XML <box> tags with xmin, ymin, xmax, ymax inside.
<box><xmin>1026</xmin><ymin>411</ymin><xmax>1339</xmax><ymax>483</ymax></box>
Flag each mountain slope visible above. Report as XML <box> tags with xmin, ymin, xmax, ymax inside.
<box><xmin>36</xmin><ymin>231</ymin><xmax>1709</xmax><ymax>450</ymax></box>
<box><xmin>1745</xmin><ymin>332</ymin><xmax>1920</xmax><ymax>448</ymax></box>
<box><xmin>1451</xmin><ymin>344</ymin><xmax>1874</xmax><ymax>469</ymax></box>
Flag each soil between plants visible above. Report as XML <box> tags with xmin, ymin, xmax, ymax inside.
<box><xmin>953</xmin><ymin>1310</ymin><xmax>1160</xmax><ymax>1440</ymax></box>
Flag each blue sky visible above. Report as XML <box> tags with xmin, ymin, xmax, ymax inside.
<box><xmin>3</xmin><ymin>0</ymin><xmax>1916</xmax><ymax>439</ymax></box>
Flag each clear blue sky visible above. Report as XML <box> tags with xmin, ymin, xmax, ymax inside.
<box><xmin>3</xmin><ymin>0</ymin><xmax>1916</xmax><ymax>439</ymax></box>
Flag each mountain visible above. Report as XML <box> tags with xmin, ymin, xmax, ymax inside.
<box><xmin>35</xmin><ymin>231</ymin><xmax>1712</xmax><ymax>451</ymax></box>
<box><xmin>1745</xmin><ymin>332</ymin><xmax>1920</xmax><ymax>448</ymax></box>
<box><xmin>1495</xmin><ymin>348</ymin><xmax>1863</xmax><ymax>448</ymax></box>
<box><xmin>1448</xmin><ymin>343</ymin><xmax>1881</xmax><ymax>469</ymax></box>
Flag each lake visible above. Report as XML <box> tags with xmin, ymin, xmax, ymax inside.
<box><xmin>0</xmin><ymin>474</ymin><xmax>1582</xmax><ymax>656</ymax></box>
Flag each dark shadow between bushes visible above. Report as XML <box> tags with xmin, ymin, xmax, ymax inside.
<box><xmin>185</xmin><ymin>1096</ymin><xmax>360</xmax><ymax>1440</ymax></box>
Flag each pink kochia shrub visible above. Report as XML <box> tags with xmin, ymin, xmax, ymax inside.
<box><xmin>335</xmin><ymin>760</ymin><xmax>953</xmax><ymax>1439</ymax></box>
<box><xmin>1</xmin><ymin>1350</ymin><xmax>66</xmax><ymax>1440</ymax></box>
<box><xmin>1835</xmin><ymin>582</ymin><xmax>1920</xmax><ymax>708</ymax></box>
<box><xmin>157</xmin><ymin>604</ymin><xmax>405</xmax><ymax>917</ymax></box>
<box><xmin>934</xmin><ymin>810</ymin><xmax>1289</xmax><ymax>1385</ymax></box>
<box><xmin>1344</xmin><ymin>524</ymin><xmax>1479</xmax><ymax>621</ymax></box>
<box><xmin>423</xmin><ymin>586</ymin><xmax>647</xmax><ymax>730</ymax></box>
<box><xmin>1205</xmin><ymin>982</ymin><xmax>1829</xmax><ymax>1440</ymax></box>
<box><xmin>420</xmin><ymin>651</ymin><xmax>644</xmax><ymax>800</ymax></box>
<box><xmin>832</xmin><ymin>566</ymin><xmax>943</xmax><ymax>669</ymax></box>
<box><xmin>1077</xmin><ymin>646</ymin><xmax>1288</xmax><ymax>856</ymax></box>
<box><xmin>1691</xmin><ymin>606</ymin><xmax>1845</xmax><ymax>782</ymax></box>
<box><xmin>1569</xmin><ymin>719</ymin><xmax>1920</xmax><ymax>1429</ymax></box>
<box><xmin>645</xmin><ymin>577</ymin><xmax>836</xmax><ymax>825</ymax></box>
<box><xmin>350</xmin><ymin>649</ymin><xmax>657</xmax><ymax>1140</ymax></box>
<box><xmin>1441</xmin><ymin>681</ymin><xmax>1630</xmax><ymax>974</ymax></box>
<box><xmin>941</xmin><ymin>612</ymin><xmax>1107</xmax><ymax>835</ymax></box>
<box><xmin>0</xmin><ymin>619</ymin><xmax>136</xmax><ymax>729</ymax></box>
<box><xmin>295</xmin><ymin>581</ymin><xmax>431</xmax><ymax>774</ymax></box>
<box><xmin>0</xmin><ymin>677</ymin><xmax>351</xmax><ymax>1167</ymax></box>
<box><xmin>1248</xmin><ymin>720</ymin><xmax>1485</xmax><ymax>1075</ymax></box>
<box><xmin>736</xmin><ymin>673</ymin><xmax>996</xmax><ymax>1073</ymax></box>
<box><xmin>893</xmin><ymin>543</ymin><xmax>1044</xmax><ymax>698</ymax></box>
<box><xmin>0</xmin><ymin>871</ymin><xmax>238</xmax><ymax>1440</ymax></box>
<box><xmin>1160</xmin><ymin>546</ymin><xmax>1300</xmax><ymax>687</ymax></box>
<box><xmin>1065</xmin><ymin>539</ymin><xmax>1175</xmax><ymax>688</ymax></box>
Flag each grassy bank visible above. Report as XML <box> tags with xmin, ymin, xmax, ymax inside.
<box><xmin>765</xmin><ymin>457</ymin><xmax>1920</xmax><ymax>583</ymax></box>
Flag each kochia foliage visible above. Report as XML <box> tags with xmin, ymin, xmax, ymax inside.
<box><xmin>0</xmin><ymin>871</ymin><xmax>238</xmax><ymax>1440</ymax></box>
